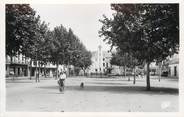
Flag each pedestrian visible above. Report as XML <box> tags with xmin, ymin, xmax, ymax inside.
<box><xmin>80</xmin><ymin>74</ymin><xmax>85</xmax><ymax>88</ymax></box>
<box><xmin>57</xmin><ymin>71</ymin><xmax>67</xmax><ymax>92</ymax></box>
<box><xmin>36</xmin><ymin>70</ymin><xmax>40</xmax><ymax>82</ymax></box>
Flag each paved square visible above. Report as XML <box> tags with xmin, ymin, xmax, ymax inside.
<box><xmin>6</xmin><ymin>76</ymin><xmax>178</xmax><ymax>112</ymax></box>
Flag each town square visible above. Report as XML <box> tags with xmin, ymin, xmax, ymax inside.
<box><xmin>2</xmin><ymin>3</ymin><xmax>180</xmax><ymax>113</ymax></box>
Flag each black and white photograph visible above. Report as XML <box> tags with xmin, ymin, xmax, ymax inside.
<box><xmin>0</xmin><ymin>0</ymin><xmax>183</xmax><ymax>115</ymax></box>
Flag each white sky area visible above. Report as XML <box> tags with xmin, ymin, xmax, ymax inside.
<box><xmin>30</xmin><ymin>4</ymin><xmax>114</xmax><ymax>52</ymax></box>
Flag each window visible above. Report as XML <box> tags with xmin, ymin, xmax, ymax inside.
<box><xmin>106</xmin><ymin>63</ymin><xmax>108</xmax><ymax>67</ymax></box>
<box><xmin>34</xmin><ymin>61</ymin><xmax>37</xmax><ymax>66</ymax></box>
<box><xmin>103</xmin><ymin>63</ymin><xmax>105</xmax><ymax>67</ymax></box>
<box><xmin>103</xmin><ymin>58</ymin><xmax>105</xmax><ymax>61</ymax></box>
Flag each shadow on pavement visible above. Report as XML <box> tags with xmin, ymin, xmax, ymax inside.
<box><xmin>90</xmin><ymin>80</ymin><xmax>146</xmax><ymax>83</ymax></box>
<box><xmin>6</xmin><ymin>81</ymin><xmax>34</xmax><ymax>83</ymax></box>
<box><xmin>6</xmin><ymin>78</ymin><xmax>54</xmax><ymax>83</ymax></box>
<box><xmin>67</xmin><ymin>86</ymin><xmax>178</xmax><ymax>95</ymax></box>
<box><xmin>38</xmin><ymin>85</ymin><xmax>178</xmax><ymax>95</ymax></box>
<box><xmin>86</xmin><ymin>82</ymin><xmax>129</xmax><ymax>85</ymax></box>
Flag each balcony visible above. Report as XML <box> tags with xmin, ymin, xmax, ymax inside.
<box><xmin>6</xmin><ymin>56</ymin><xmax>29</xmax><ymax>65</ymax></box>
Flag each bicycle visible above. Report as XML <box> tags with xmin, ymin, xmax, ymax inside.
<box><xmin>58</xmin><ymin>79</ymin><xmax>65</xmax><ymax>92</ymax></box>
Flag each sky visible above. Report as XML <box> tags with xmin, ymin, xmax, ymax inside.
<box><xmin>30</xmin><ymin>4</ymin><xmax>114</xmax><ymax>52</ymax></box>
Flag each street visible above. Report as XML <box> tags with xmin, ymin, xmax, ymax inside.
<box><xmin>6</xmin><ymin>76</ymin><xmax>178</xmax><ymax>112</ymax></box>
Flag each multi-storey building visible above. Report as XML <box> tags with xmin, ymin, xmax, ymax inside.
<box><xmin>6</xmin><ymin>54</ymin><xmax>29</xmax><ymax>77</ymax></box>
<box><xmin>89</xmin><ymin>45</ymin><xmax>111</xmax><ymax>74</ymax></box>
<box><xmin>88</xmin><ymin>45</ymin><xmax>123</xmax><ymax>75</ymax></box>
<box><xmin>6</xmin><ymin>54</ymin><xmax>57</xmax><ymax>78</ymax></box>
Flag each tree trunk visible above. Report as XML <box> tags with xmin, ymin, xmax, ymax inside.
<box><xmin>35</xmin><ymin>51</ymin><xmax>39</xmax><ymax>82</ymax></box>
<box><xmin>56</xmin><ymin>60</ymin><xmax>59</xmax><ymax>79</ymax></box>
<box><xmin>83</xmin><ymin>69</ymin><xmax>85</xmax><ymax>76</ymax></box>
<box><xmin>35</xmin><ymin>60</ymin><xmax>38</xmax><ymax>82</ymax></box>
<box><xmin>38</xmin><ymin>61</ymin><xmax>40</xmax><ymax>82</ymax></box>
<box><xmin>159</xmin><ymin>62</ymin><xmax>162</xmax><ymax>82</ymax></box>
<box><xmin>133</xmin><ymin>67</ymin><xmax>136</xmax><ymax>84</ymax></box>
<box><xmin>124</xmin><ymin>66</ymin><xmax>126</xmax><ymax>78</ymax></box>
<box><xmin>10</xmin><ymin>55</ymin><xmax>13</xmax><ymax>63</ymax></box>
<box><xmin>24</xmin><ymin>55</ymin><xmax>26</xmax><ymax>64</ymax></box>
<box><xmin>159</xmin><ymin>67</ymin><xmax>161</xmax><ymax>82</ymax></box>
<box><xmin>146</xmin><ymin>62</ymin><xmax>151</xmax><ymax>90</ymax></box>
<box><xmin>67</xmin><ymin>61</ymin><xmax>70</xmax><ymax>77</ymax></box>
<box><xmin>44</xmin><ymin>63</ymin><xmax>46</xmax><ymax>78</ymax></box>
<box><xmin>29</xmin><ymin>59</ymin><xmax>32</xmax><ymax>80</ymax></box>
<box><xmin>128</xmin><ymin>76</ymin><xmax>130</xmax><ymax>81</ymax></box>
<box><xmin>128</xmin><ymin>68</ymin><xmax>130</xmax><ymax>81</ymax></box>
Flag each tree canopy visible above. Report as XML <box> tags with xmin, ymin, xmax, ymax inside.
<box><xmin>6</xmin><ymin>4</ymin><xmax>38</xmax><ymax>57</ymax></box>
<box><xmin>99</xmin><ymin>4</ymin><xmax>179</xmax><ymax>90</ymax></box>
<box><xmin>6</xmin><ymin>4</ymin><xmax>92</xmax><ymax>79</ymax></box>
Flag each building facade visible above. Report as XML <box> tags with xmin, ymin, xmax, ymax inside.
<box><xmin>168</xmin><ymin>54</ymin><xmax>179</xmax><ymax>78</ymax></box>
<box><xmin>6</xmin><ymin>54</ymin><xmax>57</xmax><ymax>78</ymax></box>
<box><xmin>6</xmin><ymin>54</ymin><xmax>29</xmax><ymax>77</ymax></box>
<box><xmin>143</xmin><ymin>54</ymin><xmax>179</xmax><ymax>78</ymax></box>
<box><xmin>88</xmin><ymin>46</ymin><xmax>179</xmax><ymax>78</ymax></box>
<box><xmin>88</xmin><ymin>45</ymin><xmax>111</xmax><ymax>74</ymax></box>
<box><xmin>88</xmin><ymin>45</ymin><xmax>123</xmax><ymax>75</ymax></box>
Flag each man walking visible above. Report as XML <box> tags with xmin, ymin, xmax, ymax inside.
<box><xmin>58</xmin><ymin>71</ymin><xmax>67</xmax><ymax>92</ymax></box>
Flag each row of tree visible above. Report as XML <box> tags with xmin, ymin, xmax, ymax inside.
<box><xmin>110</xmin><ymin>49</ymin><xmax>142</xmax><ymax>84</ymax></box>
<box><xmin>6</xmin><ymin>4</ymin><xmax>92</xmax><ymax>81</ymax></box>
<box><xmin>99</xmin><ymin>4</ymin><xmax>179</xmax><ymax>90</ymax></box>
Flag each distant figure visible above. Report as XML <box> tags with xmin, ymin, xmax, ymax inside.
<box><xmin>36</xmin><ymin>70</ymin><xmax>40</xmax><ymax>82</ymax></box>
<box><xmin>80</xmin><ymin>82</ymin><xmax>84</xmax><ymax>88</ymax></box>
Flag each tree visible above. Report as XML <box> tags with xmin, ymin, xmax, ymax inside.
<box><xmin>22</xmin><ymin>18</ymin><xmax>50</xmax><ymax>82</ymax></box>
<box><xmin>125</xmin><ymin>53</ymin><xmax>140</xmax><ymax>84</ymax></box>
<box><xmin>79</xmin><ymin>50</ymin><xmax>92</xmax><ymax>76</ymax></box>
<box><xmin>111</xmin><ymin>50</ymin><xmax>140</xmax><ymax>84</ymax></box>
<box><xmin>50</xmin><ymin>25</ymin><xmax>70</xmax><ymax>79</ymax></box>
<box><xmin>64</xmin><ymin>28</ymin><xmax>79</xmax><ymax>76</ymax></box>
<box><xmin>99</xmin><ymin>4</ymin><xmax>179</xmax><ymax>90</ymax></box>
<box><xmin>6</xmin><ymin>4</ymin><xmax>47</xmax><ymax>81</ymax></box>
<box><xmin>110</xmin><ymin>51</ymin><xmax>128</xmax><ymax>77</ymax></box>
<box><xmin>6</xmin><ymin>4</ymin><xmax>37</xmax><ymax>60</ymax></box>
<box><xmin>73</xmin><ymin>42</ymin><xmax>92</xmax><ymax>76</ymax></box>
<box><xmin>21</xmin><ymin>15</ymin><xmax>40</xmax><ymax>80</ymax></box>
<box><xmin>6</xmin><ymin>4</ymin><xmax>91</xmax><ymax>81</ymax></box>
<box><xmin>40</xmin><ymin>30</ymin><xmax>53</xmax><ymax>78</ymax></box>
<box><xmin>48</xmin><ymin>25</ymin><xmax>91</xmax><ymax>78</ymax></box>
<box><xmin>34</xmin><ymin>21</ymin><xmax>50</xmax><ymax>82</ymax></box>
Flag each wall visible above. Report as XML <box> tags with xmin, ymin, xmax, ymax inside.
<box><xmin>169</xmin><ymin>64</ymin><xmax>179</xmax><ymax>78</ymax></box>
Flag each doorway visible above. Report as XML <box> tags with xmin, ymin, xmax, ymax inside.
<box><xmin>174</xmin><ymin>66</ymin><xmax>177</xmax><ymax>76</ymax></box>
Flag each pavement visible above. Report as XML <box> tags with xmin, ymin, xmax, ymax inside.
<box><xmin>6</xmin><ymin>76</ymin><xmax>178</xmax><ymax>112</ymax></box>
